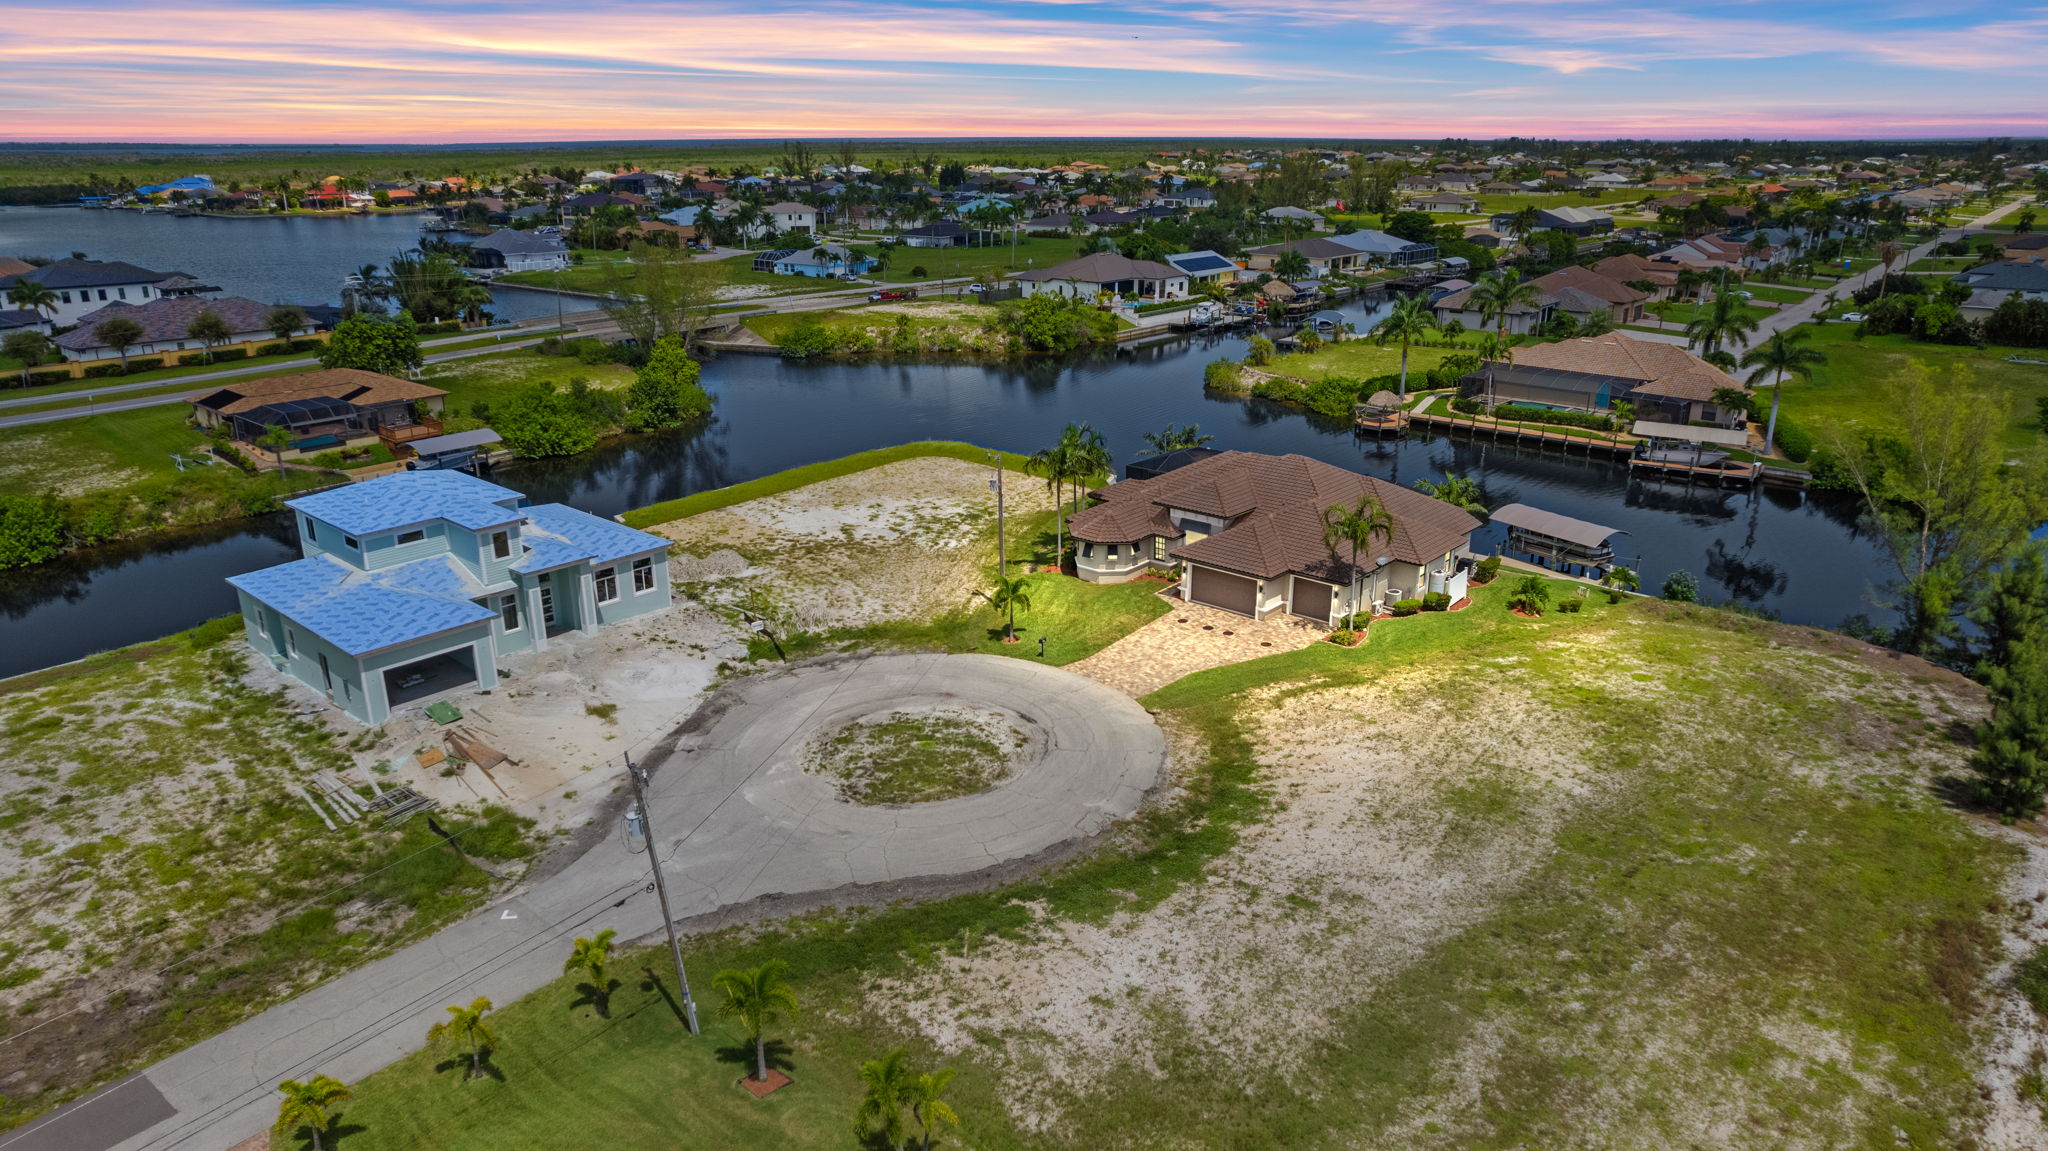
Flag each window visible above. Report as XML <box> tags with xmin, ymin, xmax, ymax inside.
<box><xmin>97</xmin><ymin>289</ymin><xmax>108</xmax><ymax>301</ymax></box>
<box><xmin>499</xmin><ymin>594</ymin><xmax>521</xmax><ymax>632</ymax></box>
<box><xmin>397</xmin><ymin>529</ymin><xmax>425</xmax><ymax>545</ymax></box>
<box><xmin>1106</xmin><ymin>544</ymin><xmax>1120</xmax><ymax>560</ymax></box>
<box><xmin>1153</xmin><ymin>536</ymin><xmax>1167</xmax><ymax>561</ymax></box>
<box><xmin>1082</xmin><ymin>543</ymin><xmax>1095</xmax><ymax>559</ymax></box>
<box><xmin>343</xmin><ymin>536</ymin><xmax>358</xmax><ymax>549</ymax></box>
<box><xmin>595</xmin><ymin>566</ymin><xmax>619</xmax><ymax>603</ymax></box>
<box><xmin>253</xmin><ymin>611</ymin><xmax>268</xmax><ymax>639</ymax></box>
<box><xmin>59</xmin><ymin>292</ymin><xmax>71</xmax><ymax>304</ymax></box>
<box><xmin>632</xmin><ymin>556</ymin><xmax>655</xmax><ymax>593</ymax></box>
<box><xmin>118</xmin><ymin>287</ymin><xmax>127</xmax><ymax>299</ymax></box>
<box><xmin>304</xmin><ymin>517</ymin><xmax>318</xmax><ymax>542</ymax></box>
<box><xmin>286</xmin><ymin>628</ymin><xmax>298</xmax><ymax>657</ymax></box>
<box><xmin>491</xmin><ymin>531</ymin><xmax>510</xmax><ymax>559</ymax></box>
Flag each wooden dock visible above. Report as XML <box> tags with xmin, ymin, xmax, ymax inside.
<box><xmin>1629</xmin><ymin>456</ymin><xmax>1758</xmax><ymax>487</ymax></box>
<box><xmin>1401</xmin><ymin>406</ymin><xmax>1637</xmax><ymax>456</ymax></box>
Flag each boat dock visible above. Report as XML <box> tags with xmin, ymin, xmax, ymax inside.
<box><xmin>1628</xmin><ymin>456</ymin><xmax>1758</xmax><ymax>487</ymax></box>
<box><xmin>1398</xmin><ymin>400</ymin><xmax>1636</xmax><ymax>456</ymax></box>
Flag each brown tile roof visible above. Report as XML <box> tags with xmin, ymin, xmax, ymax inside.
<box><xmin>58</xmin><ymin>296</ymin><xmax>287</xmax><ymax>350</ymax></box>
<box><xmin>1509</xmin><ymin>333</ymin><xmax>1747</xmax><ymax>403</ymax></box>
<box><xmin>1068</xmin><ymin>452</ymin><xmax>1479</xmax><ymax>582</ymax></box>
<box><xmin>1534</xmin><ymin>266</ymin><xmax>1647</xmax><ymax>307</ymax></box>
<box><xmin>189</xmin><ymin>369</ymin><xmax>447</xmax><ymax>416</ymax></box>
<box><xmin>1593</xmin><ymin>253</ymin><xmax>1676</xmax><ymax>286</ymax></box>
<box><xmin>1013</xmin><ymin>252</ymin><xmax>1180</xmax><ymax>283</ymax></box>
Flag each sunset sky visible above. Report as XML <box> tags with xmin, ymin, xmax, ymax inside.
<box><xmin>3</xmin><ymin>0</ymin><xmax>2045</xmax><ymax>142</ymax></box>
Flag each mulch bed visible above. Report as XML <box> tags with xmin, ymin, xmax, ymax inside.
<box><xmin>738</xmin><ymin>1068</ymin><xmax>794</xmax><ymax>1098</ymax></box>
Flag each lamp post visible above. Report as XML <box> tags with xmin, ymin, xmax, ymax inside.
<box><xmin>986</xmin><ymin>450</ymin><xmax>1006</xmax><ymax>573</ymax></box>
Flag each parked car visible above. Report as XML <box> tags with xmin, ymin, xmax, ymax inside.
<box><xmin>867</xmin><ymin>289</ymin><xmax>917</xmax><ymax>302</ymax></box>
<box><xmin>1840</xmin><ymin>311</ymin><xmax>1866</xmax><ymax>322</ymax></box>
<box><xmin>1731</xmin><ymin>290</ymin><xmax>1753</xmax><ymax>299</ymax></box>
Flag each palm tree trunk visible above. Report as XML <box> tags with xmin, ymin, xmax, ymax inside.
<box><xmin>312</xmin><ymin>1129</ymin><xmax>323</xmax><ymax>1151</ymax></box>
<box><xmin>755</xmin><ymin>1035</ymin><xmax>768</xmax><ymax>1082</ymax></box>
<box><xmin>1764</xmin><ymin>369</ymin><xmax>1784</xmax><ymax>457</ymax></box>
<box><xmin>1398</xmin><ymin>340</ymin><xmax>1410</xmax><ymax>399</ymax></box>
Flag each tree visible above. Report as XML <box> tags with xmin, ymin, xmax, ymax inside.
<box><xmin>385</xmin><ymin>250</ymin><xmax>471</xmax><ymax>320</ymax></box>
<box><xmin>1969</xmin><ymin>543</ymin><xmax>2048</xmax><ymax>681</ymax></box>
<box><xmin>1271</xmin><ymin>249</ymin><xmax>1311</xmax><ymax>281</ymax></box>
<box><xmin>256</xmin><ymin>424</ymin><xmax>294</xmax><ymax>472</ymax></box>
<box><xmin>1060</xmin><ymin>422</ymin><xmax>1111</xmax><ymax>514</ymax></box>
<box><xmin>0</xmin><ymin>493</ymin><xmax>66</xmax><ymax>569</ymax></box>
<box><xmin>319</xmin><ymin>311</ymin><xmax>423</xmax><ymax>375</ymax></box>
<box><xmin>1662</xmin><ymin>569</ymin><xmax>1700</xmax><ymax>602</ymax></box>
<box><xmin>563</xmin><ymin>928</ymin><xmax>619</xmax><ymax>1018</ymax></box>
<box><xmin>265</xmin><ymin>306</ymin><xmax>307</xmax><ymax>347</ymax></box>
<box><xmin>712</xmin><ymin>959</ymin><xmax>800</xmax><ymax>1083</ymax></box>
<box><xmin>274</xmin><ymin>1074</ymin><xmax>351</xmax><ymax>1151</ymax></box>
<box><xmin>993</xmin><ymin>295</ymin><xmax>1116</xmax><ymax>353</ymax></box>
<box><xmin>185</xmin><ymin>309</ymin><xmax>233</xmax><ymax>363</ymax></box>
<box><xmin>1740</xmin><ymin>329</ymin><xmax>1826</xmax><ymax>459</ymax></box>
<box><xmin>1026</xmin><ymin>440</ymin><xmax>1073</xmax><ymax>563</ymax></box>
<box><xmin>1506</xmin><ymin>574</ymin><xmax>1552</xmax><ymax>614</ymax></box>
<box><xmin>1371</xmin><ymin>294</ymin><xmax>1436</xmax><ymax>399</ymax></box>
<box><xmin>1821</xmin><ymin>362</ymin><xmax>2037</xmax><ymax>655</ymax></box>
<box><xmin>907</xmin><ymin>1066</ymin><xmax>961</xmax><ymax>1151</ymax></box>
<box><xmin>972</xmin><ymin>573</ymin><xmax>1033</xmax><ymax>641</ymax></box>
<box><xmin>1411</xmin><ymin>473</ymin><xmax>1486</xmax><ymax>516</ymax></box>
<box><xmin>426</xmin><ymin>997</ymin><xmax>497</xmax><ymax>1081</ymax></box>
<box><xmin>1140</xmin><ymin>423</ymin><xmax>1214</xmax><ymax>455</ymax></box>
<box><xmin>854</xmin><ymin>1048</ymin><xmax>914</xmax><ymax>1151</ymax></box>
<box><xmin>1604</xmin><ymin>565</ymin><xmax>1641</xmax><ymax>593</ymax></box>
<box><xmin>92</xmin><ymin>315</ymin><xmax>145</xmax><ymax>372</ymax></box>
<box><xmin>5</xmin><ymin>280</ymin><xmax>58</xmax><ymax>322</ymax></box>
<box><xmin>495</xmin><ymin>380</ymin><xmax>604</xmax><ymax>458</ymax></box>
<box><xmin>603</xmin><ymin>242</ymin><xmax>729</xmax><ymax>352</ymax></box>
<box><xmin>1322</xmin><ymin>492</ymin><xmax>1396</xmax><ymax>612</ymax></box>
<box><xmin>455</xmin><ymin>284</ymin><xmax>493</xmax><ymax>325</ymax></box>
<box><xmin>625</xmin><ymin>335</ymin><xmax>712</xmax><ymax>429</ymax></box>
<box><xmin>3</xmin><ymin>330</ymin><xmax>53</xmax><ymax>379</ymax></box>
<box><xmin>1972</xmin><ymin>629</ymin><xmax>2048</xmax><ymax>821</ymax></box>
<box><xmin>1467</xmin><ymin>272</ymin><xmax>1540</xmax><ymax>402</ymax></box>
<box><xmin>1875</xmin><ymin>240</ymin><xmax>1905</xmax><ymax>294</ymax></box>
<box><xmin>1684</xmin><ymin>280</ymin><xmax>1759</xmax><ymax>358</ymax></box>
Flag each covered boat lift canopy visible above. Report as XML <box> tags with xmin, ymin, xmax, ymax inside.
<box><xmin>1489</xmin><ymin>502</ymin><xmax>1628</xmax><ymax>569</ymax></box>
<box><xmin>1630</xmin><ymin>419</ymin><xmax>1749</xmax><ymax>446</ymax></box>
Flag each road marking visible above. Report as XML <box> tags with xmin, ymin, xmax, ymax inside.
<box><xmin>500</xmin><ymin>908</ymin><xmax>519</xmax><ymax>920</ymax></box>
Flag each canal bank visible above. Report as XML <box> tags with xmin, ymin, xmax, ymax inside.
<box><xmin>0</xmin><ymin>288</ymin><xmax>1899</xmax><ymax>679</ymax></box>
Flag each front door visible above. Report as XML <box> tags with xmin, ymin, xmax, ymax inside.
<box><xmin>540</xmin><ymin>585</ymin><xmax>557</xmax><ymax>629</ymax></box>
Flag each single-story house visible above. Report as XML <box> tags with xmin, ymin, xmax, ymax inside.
<box><xmin>1262</xmin><ymin>206</ymin><xmax>1327</xmax><ymax>231</ymax></box>
<box><xmin>560</xmin><ymin>192</ymin><xmax>640</xmax><ymax>214</ymax></box>
<box><xmin>1952</xmin><ymin>261</ymin><xmax>2048</xmax><ymax>314</ymax></box>
<box><xmin>1244</xmin><ymin>237</ymin><xmax>1369</xmax><ymax>276</ymax></box>
<box><xmin>0</xmin><ymin>308</ymin><xmax>52</xmax><ymax>336</ymax></box>
<box><xmin>57</xmin><ymin>295</ymin><xmax>319</xmax><ymax>363</ymax></box>
<box><xmin>1432</xmin><ymin>283</ymin><xmax>1557</xmax><ymax>334</ymax></box>
<box><xmin>751</xmin><ymin>243</ymin><xmax>874</xmax><ymax>278</ymax></box>
<box><xmin>1066</xmin><ymin>450</ymin><xmax>1480</xmax><ymax>624</ymax></box>
<box><xmin>1530</xmin><ymin>266</ymin><xmax>1648</xmax><ymax>324</ymax></box>
<box><xmin>1013</xmin><ymin>252</ymin><xmax>1188</xmax><ymax>301</ymax></box>
<box><xmin>1165</xmin><ymin>250</ymin><xmax>1242</xmax><ymax>287</ymax></box>
<box><xmin>1412</xmin><ymin>192</ymin><xmax>1480</xmax><ymax>213</ymax></box>
<box><xmin>1328</xmin><ymin>229</ymin><xmax>1436</xmax><ymax>267</ymax></box>
<box><xmin>189</xmin><ymin>368</ymin><xmax>448</xmax><ymax>448</ymax></box>
<box><xmin>1593</xmin><ymin>253</ymin><xmax>1679</xmax><ymax>297</ymax></box>
<box><xmin>0</xmin><ymin>257</ymin><xmax>179</xmax><ymax>327</ymax></box>
<box><xmin>228</xmin><ymin>471</ymin><xmax>671</xmax><ymax>726</ymax></box>
<box><xmin>1994</xmin><ymin>234</ymin><xmax>2048</xmax><ymax>265</ymax></box>
<box><xmin>467</xmin><ymin>228</ymin><xmax>570</xmax><ymax>272</ymax></box>
<box><xmin>898</xmin><ymin>221</ymin><xmax>1001</xmax><ymax>248</ymax></box>
<box><xmin>1655</xmin><ymin>233</ymin><xmax>1778</xmax><ymax>274</ymax></box>
<box><xmin>1489</xmin><ymin>205</ymin><xmax>1612</xmax><ymax>235</ymax></box>
<box><xmin>1465</xmin><ymin>332</ymin><xmax>1752</xmax><ymax>427</ymax></box>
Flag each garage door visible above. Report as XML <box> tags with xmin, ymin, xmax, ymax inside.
<box><xmin>1190</xmin><ymin>566</ymin><xmax>1258</xmax><ymax>616</ymax></box>
<box><xmin>1290</xmin><ymin>578</ymin><xmax>1333</xmax><ymax>623</ymax></box>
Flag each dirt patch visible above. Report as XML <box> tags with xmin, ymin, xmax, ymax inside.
<box><xmin>805</xmin><ymin>704</ymin><xmax>1027</xmax><ymax>805</ymax></box>
<box><xmin>0</xmin><ymin>432</ymin><xmax>150</xmax><ymax>497</ymax></box>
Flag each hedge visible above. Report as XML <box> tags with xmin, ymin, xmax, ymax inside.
<box><xmin>177</xmin><ymin>348</ymin><xmax>251</xmax><ymax>366</ymax></box>
<box><xmin>25</xmin><ymin>369</ymin><xmax>73</xmax><ymax>386</ymax></box>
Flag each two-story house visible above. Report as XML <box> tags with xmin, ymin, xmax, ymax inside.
<box><xmin>1066</xmin><ymin>451</ymin><xmax>1480</xmax><ymax>625</ymax></box>
<box><xmin>228</xmin><ymin>471</ymin><xmax>671</xmax><ymax>725</ymax></box>
<box><xmin>0</xmin><ymin>257</ymin><xmax>178</xmax><ymax>326</ymax></box>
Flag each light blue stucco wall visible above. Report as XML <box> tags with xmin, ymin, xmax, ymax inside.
<box><xmin>592</xmin><ymin>550</ymin><xmax>672</xmax><ymax>626</ymax></box>
<box><xmin>362</xmin><ymin>522</ymin><xmax>452</xmax><ymax>571</ymax></box>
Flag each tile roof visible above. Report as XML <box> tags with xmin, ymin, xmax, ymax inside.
<box><xmin>0</xmin><ymin>257</ymin><xmax>167</xmax><ymax>290</ymax></box>
<box><xmin>1069</xmin><ymin>451</ymin><xmax>1479</xmax><ymax>582</ymax></box>
<box><xmin>1433</xmin><ymin>285</ymin><xmax>1556</xmax><ymax>315</ymax></box>
<box><xmin>58</xmin><ymin>296</ymin><xmax>289</xmax><ymax>350</ymax></box>
<box><xmin>1013</xmin><ymin>252</ymin><xmax>1181</xmax><ymax>283</ymax></box>
<box><xmin>1532</xmin><ymin>265</ymin><xmax>1647</xmax><ymax>306</ymax></box>
<box><xmin>512</xmin><ymin>503</ymin><xmax>669</xmax><ymax>573</ymax></box>
<box><xmin>228</xmin><ymin>553</ymin><xmax>494</xmax><ymax>656</ymax></box>
<box><xmin>190</xmin><ymin>368</ymin><xmax>446</xmax><ymax>417</ymax></box>
<box><xmin>1510</xmin><ymin>333</ymin><xmax>1747</xmax><ymax>403</ymax></box>
<box><xmin>288</xmin><ymin>470</ymin><xmax>524</xmax><ymax>536</ymax></box>
<box><xmin>470</xmin><ymin>229</ymin><xmax>567</xmax><ymax>255</ymax></box>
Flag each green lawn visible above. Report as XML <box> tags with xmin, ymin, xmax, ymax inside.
<box><xmin>1906</xmin><ymin>257</ymin><xmax>1982</xmax><ymax>272</ymax></box>
<box><xmin>1776</xmin><ymin>324</ymin><xmax>2048</xmax><ymax>452</ymax></box>
<box><xmin>332</xmin><ymin>581</ymin><xmax>2009</xmax><ymax>1150</ymax></box>
<box><xmin>416</xmin><ymin>351</ymin><xmax>633</xmax><ymax>417</ymax></box>
<box><xmin>1264</xmin><ymin>338</ymin><xmax>1467</xmax><ymax>385</ymax></box>
<box><xmin>1737</xmin><ymin>284</ymin><xmax>1813</xmax><ymax>305</ymax></box>
<box><xmin>854</xmin><ymin>235</ymin><xmax>1085</xmax><ymax>283</ymax></box>
<box><xmin>1648</xmin><ymin>299</ymin><xmax>1774</xmax><ymax>326</ymax></box>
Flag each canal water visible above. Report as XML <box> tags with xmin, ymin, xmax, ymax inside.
<box><xmin>0</xmin><ymin>205</ymin><xmax>568</xmax><ymax>321</ymax></box>
<box><xmin>0</xmin><ymin>284</ymin><xmax>1895</xmax><ymax>678</ymax></box>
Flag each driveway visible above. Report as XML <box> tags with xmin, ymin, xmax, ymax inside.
<box><xmin>3</xmin><ymin>654</ymin><xmax>1163</xmax><ymax>1151</ymax></box>
<box><xmin>1069</xmin><ymin>595</ymin><xmax>1326</xmax><ymax>698</ymax></box>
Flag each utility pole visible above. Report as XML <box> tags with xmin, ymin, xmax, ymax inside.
<box><xmin>624</xmin><ymin>754</ymin><xmax>698</xmax><ymax>1033</ymax></box>
<box><xmin>987</xmin><ymin>450</ymin><xmax>1006</xmax><ymax>573</ymax></box>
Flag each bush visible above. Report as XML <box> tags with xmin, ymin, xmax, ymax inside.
<box><xmin>1771</xmin><ymin>411</ymin><xmax>1814</xmax><ymax>462</ymax></box>
<box><xmin>2016</xmin><ymin>945</ymin><xmax>2048</xmax><ymax>1015</ymax></box>
<box><xmin>1336</xmin><ymin>612</ymin><xmax>1371</xmax><ymax>630</ymax></box>
<box><xmin>575</xmin><ymin>339</ymin><xmax>612</xmax><ymax>365</ymax></box>
<box><xmin>213</xmin><ymin>443</ymin><xmax>257</xmax><ymax>473</ymax></box>
<box><xmin>82</xmin><ymin>362</ymin><xmax>128</xmax><ymax>378</ymax></box>
<box><xmin>1244</xmin><ymin>336</ymin><xmax>1276</xmax><ymax>366</ymax></box>
<box><xmin>26</xmin><ymin>369</ymin><xmax>73</xmax><ymax>386</ymax></box>
<box><xmin>1327</xmin><ymin>628</ymin><xmax>1357</xmax><ymax>646</ymax></box>
<box><xmin>1474</xmin><ymin>555</ymin><xmax>1501</xmax><ymax>585</ymax></box>
<box><xmin>536</xmin><ymin>336</ymin><xmax>563</xmax><ymax>356</ymax></box>
<box><xmin>1449</xmin><ymin>398</ymin><xmax>1614</xmax><ymax>432</ymax></box>
<box><xmin>1555</xmin><ymin>598</ymin><xmax>1583</xmax><ymax>613</ymax></box>
<box><xmin>1505</xmin><ymin>574</ymin><xmax>1552</xmax><ymax>615</ymax></box>
<box><xmin>1425</xmin><ymin>353</ymin><xmax>1481</xmax><ymax>389</ymax></box>
<box><xmin>1390</xmin><ymin>598</ymin><xmax>1422</xmax><ymax>616</ymax></box>
<box><xmin>1662</xmin><ymin>569</ymin><xmax>1700</xmax><ymax>602</ymax></box>
<box><xmin>1421</xmin><ymin>591</ymin><xmax>1451</xmax><ymax>611</ymax></box>
<box><xmin>778</xmin><ymin>317</ymin><xmax>840</xmax><ymax>359</ymax></box>
<box><xmin>1203</xmin><ymin>359</ymin><xmax>1242</xmax><ymax>391</ymax></box>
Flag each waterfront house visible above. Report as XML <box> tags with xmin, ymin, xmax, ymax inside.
<box><xmin>467</xmin><ymin>229</ymin><xmax>570</xmax><ymax>272</ymax></box>
<box><xmin>228</xmin><ymin>471</ymin><xmax>672</xmax><ymax>725</ymax></box>
<box><xmin>1529</xmin><ymin>266</ymin><xmax>1648</xmax><ymax>324</ymax></box>
<box><xmin>1328</xmin><ymin>229</ymin><xmax>1438</xmax><ymax>267</ymax></box>
<box><xmin>1490</xmin><ymin>205</ymin><xmax>1613</xmax><ymax>235</ymax></box>
<box><xmin>1067</xmin><ymin>450</ymin><xmax>1479</xmax><ymax>624</ymax></box>
<box><xmin>1465</xmin><ymin>332</ymin><xmax>1752</xmax><ymax>427</ymax></box>
<box><xmin>0</xmin><ymin>257</ymin><xmax>179</xmax><ymax>327</ymax></box>
<box><xmin>1013</xmin><ymin>252</ymin><xmax>1188</xmax><ymax>301</ymax></box>
<box><xmin>899</xmin><ymin>221</ymin><xmax>1001</xmax><ymax>248</ymax></box>
<box><xmin>57</xmin><ymin>296</ymin><xmax>318</xmax><ymax>363</ymax></box>
<box><xmin>751</xmin><ymin>243</ymin><xmax>873</xmax><ymax>278</ymax></box>
<box><xmin>189</xmin><ymin>368</ymin><xmax>447</xmax><ymax>451</ymax></box>
<box><xmin>1432</xmin><ymin>283</ymin><xmax>1556</xmax><ymax>334</ymax></box>
<box><xmin>1165</xmin><ymin>250</ymin><xmax>1242</xmax><ymax>288</ymax></box>
<box><xmin>1244</xmin><ymin>237</ymin><xmax>1368</xmax><ymax>277</ymax></box>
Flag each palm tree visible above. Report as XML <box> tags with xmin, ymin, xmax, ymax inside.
<box><xmin>1370</xmin><ymin>294</ymin><xmax>1435</xmax><ymax>400</ymax></box>
<box><xmin>907</xmin><ymin>1066</ymin><xmax>961</xmax><ymax>1151</ymax></box>
<box><xmin>92</xmin><ymin>315</ymin><xmax>145</xmax><ymax>373</ymax></box>
<box><xmin>1271</xmin><ymin>249</ymin><xmax>1311</xmax><ymax>280</ymax></box>
<box><xmin>267</xmin><ymin>306</ymin><xmax>307</xmax><ymax>347</ymax></box>
<box><xmin>1411</xmin><ymin>473</ymin><xmax>1486</xmax><ymax>516</ymax></box>
<box><xmin>1508</xmin><ymin>205</ymin><xmax>1540</xmax><ymax>247</ymax></box>
<box><xmin>1139</xmin><ymin>423</ymin><xmax>1214</xmax><ymax>455</ymax></box>
<box><xmin>1060</xmin><ymin>423</ymin><xmax>1110</xmax><ymax>515</ymax></box>
<box><xmin>854</xmin><ymin>1048</ymin><xmax>914</xmax><ymax>1151</ymax></box>
<box><xmin>4</xmin><ymin>280</ymin><xmax>58</xmax><ymax>323</ymax></box>
<box><xmin>1875</xmin><ymin>239</ymin><xmax>1904</xmax><ymax>295</ymax></box>
<box><xmin>455</xmin><ymin>283</ymin><xmax>493</xmax><ymax>325</ymax></box>
<box><xmin>1684</xmin><ymin>280</ymin><xmax>1759</xmax><ymax>358</ymax></box>
<box><xmin>1467</xmin><ymin>271</ymin><xmax>1541</xmax><ymax>405</ymax></box>
<box><xmin>1025</xmin><ymin>441</ymin><xmax>1072</xmax><ymax>566</ymax></box>
<box><xmin>185</xmin><ymin>309</ymin><xmax>232</xmax><ymax>363</ymax></box>
<box><xmin>712</xmin><ymin>959</ymin><xmax>800</xmax><ymax>1083</ymax></box>
<box><xmin>1577</xmin><ymin>308</ymin><xmax>1616</xmax><ymax>337</ymax></box>
<box><xmin>1322</xmin><ymin>492</ymin><xmax>1396</xmax><ymax>615</ymax></box>
<box><xmin>1603</xmin><ymin>566</ymin><xmax>1640</xmax><ymax>593</ymax></box>
<box><xmin>563</xmin><ymin>928</ymin><xmax>618</xmax><ymax>1018</ymax></box>
<box><xmin>426</xmin><ymin>997</ymin><xmax>498</xmax><ymax>1081</ymax></box>
<box><xmin>1506</xmin><ymin>574</ymin><xmax>1552</xmax><ymax>615</ymax></box>
<box><xmin>1740</xmin><ymin>329</ymin><xmax>1826</xmax><ymax>458</ymax></box>
<box><xmin>274</xmin><ymin>1074</ymin><xmax>351</xmax><ymax>1151</ymax></box>
<box><xmin>972</xmin><ymin>574</ymin><xmax>1033</xmax><ymax>641</ymax></box>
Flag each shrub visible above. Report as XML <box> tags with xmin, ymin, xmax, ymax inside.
<box><xmin>82</xmin><ymin>362</ymin><xmax>128</xmax><ymax>378</ymax></box>
<box><xmin>909</xmin><ymin>265</ymin><xmax>928</xmax><ymax>278</ymax></box>
<box><xmin>1771</xmin><ymin>411</ymin><xmax>1815</xmax><ymax>462</ymax></box>
<box><xmin>1336</xmin><ymin>612</ymin><xmax>1371</xmax><ymax>630</ymax></box>
<box><xmin>26</xmin><ymin>369</ymin><xmax>73</xmax><ymax>386</ymax></box>
<box><xmin>778</xmin><ymin>317</ymin><xmax>840</xmax><ymax>358</ymax></box>
<box><xmin>1425</xmin><ymin>353</ymin><xmax>1481</xmax><ymax>389</ymax></box>
<box><xmin>1327</xmin><ymin>628</ymin><xmax>1357</xmax><ymax>646</ymax></box>
<box><xmin>1452</xmin><ymin>400</ymin><xmax>1613</xmax><ymax>431</ymax></box>
<box><xmin>1421</xmin><ymin>591</ymin><xmax>1451</xmax><ymax>611</ymax></box>
<box><xmin>1390</xmin><ymin>598</ymin><xmax>1422</xmax><ymax>616</ymax></box>
<box><xmin>575</xmin><ymin>339</ymin><xmax>613</xmax><ymax>365</ymax></box>
<box><xmin>255</xmin><ymin>341</ymin><xmax>291</xmax><ymax>357</ymax></box>
<box><xmin>1505</xmin><ymin>574</ymin><xmax>1551</xmax><ymax>615</ymax></box>
<box><xmin>537</xmin><ymin>336</ymin><xmax>563</xmax><ymax>356</ymax></box>
<box><xmin>213</xmin><ymin>443</ymin><xmax>257</xmax><ymax>473</ymax></box>
<box><xmin>1244</xmin><ymin>336</ymin><xmax>1276</xmax><ymax>366</ymax></box>
<box><xmin>1474</xmin><ymin>556</ymin><xmax>1502</xmax><ymax>584</ymax></box>
<box><xmin>1203</xmin><ymin>359</ymin><xmax>1243</xmax><ymax>391</ymax></box>
<box><xmin>2016</xmin><ymin>945</ymin><xmax>2048</xmax><ymax>1015</ymax></box>
<box><xmin>1662</xmin><ymin>569</ymin><xmax>1700</xmax><ymax>602</ymax></box>
<box><xmin>1555</xmin><ymin>598</ymin><xmax>1583</xmax><ymax>613</ymax></box>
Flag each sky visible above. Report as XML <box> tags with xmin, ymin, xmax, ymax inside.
<box><xmin>2</xmin><ymin>0</ymin><xmax>2045</xmax><ymax>143</ymax></box>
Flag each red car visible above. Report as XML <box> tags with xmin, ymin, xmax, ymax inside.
<box><xmin>867</xmin><ymin>289</ymin><xmax>918</xmax><ymax>302</ymax></box>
